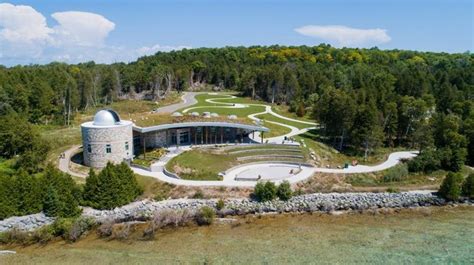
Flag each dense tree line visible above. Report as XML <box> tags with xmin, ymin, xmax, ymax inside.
<box><xmin>0</xmin><ymin>166</ymin><xmax>81</xmax><ymax>220</ymax></box>
<box><xmin>0</xmin><ymin>163</ymin><xmax>142</xmax><ymax>220</ymax></box>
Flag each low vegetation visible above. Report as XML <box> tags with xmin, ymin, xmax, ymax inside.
<box><xmin>254</xmin><ymin>181</ymin><xmax>294</xmax><ymax>202</ymax></box>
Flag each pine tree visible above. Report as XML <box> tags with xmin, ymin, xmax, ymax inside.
<box><xmin>438</xmin><ymin>172</ymin><xmax>464</xmax><ymax>201</ymax></box>
<box><xmin>43</xmin><ymin>185</ymin><xmax>61</xmax><ymax>217</ymax></box>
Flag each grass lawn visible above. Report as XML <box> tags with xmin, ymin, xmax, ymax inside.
<box><xmin>255</xmin><ymin>113</ymin><xmax>312</xmax><ymax>130</ymax></box>
<box><xmin>260</xmin><ymin>121</ymin><xmax>291</xmax><ymax>138</ymax></box>
<box><xmin>166</xmin><ymin>145</ymin><xmax>304</xmax><ymax>180</ymax></box>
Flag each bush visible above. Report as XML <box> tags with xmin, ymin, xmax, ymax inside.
<box><xmin>143</xmin><ymin>209</ymin><xmax>194</xmax><ymax>239</ymax></box>
<box><xmin>97</xmin><ymin>220</ymin><xmax>115</xmax><ymax>238</ymax></box>
<box><xmin>254</xmin><ymin>181</ymin><xmax>277</xmax><ymax>202</ymax></box>
<box><xmin>386</xmin><ymin>187</ymin><xmax>400</xmax><ymax>193</ymax></box>
<box><xmin>192</xmin><ymin>189</ymin><xmax>204</xmax><ymax>199</ymax></box>
<box><xmin>196</xmin><ymin>206</ymin><xmax>215</xmax><ymax>226</ymax></box>
<box><xmin>383</xmin><ymin>164</ymin><xmax>409</xmax><ymax>182</ymax></box>
<box><xmin>276</xmin><ymin>181</ymin><xmax>293</xmax><ymax>201</ymax></box>
<box><xmin>0</xmin><ymin>228</ymin><xmax>31</xmax><ymax>245</ymax></box>
<box><xmin>51</xmin><ymin>218</ymin><xmax>74</xmax><ymax>238</ymax></box>
<box><xmin>112</xmin><ymin>223</ymin><xmax>132</xmax><ymax>240</ymax></box>
<box><xmin>462</xmin><ymin>173</ymin><xmax>474</xmax><ymax>199</ymax></box>
<box><xmin>407</xmin><ymin>149</ymin><xmax>441</xmax><ymax>173</ymax></box>
<box><xmin>31</xmin><ymin>226</ymin><xmax>54</xmax><ymax>244</ymax></box>
<box><xmin>438</xmin><ymin>172</ymin><xmax>464</xmax><ymax>201</ymax></box>
<box><xmin>216</xmin><ymin>199</ymin><xmax>225</xmax><ymax>210</ymax></box>
<box><xmin>67</xmin><ymin>217</ymin><xmax>96</xmax><ymax>242</ymax></box>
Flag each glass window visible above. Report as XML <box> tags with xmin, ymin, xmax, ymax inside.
<box><xmin>87</xmin><ymin>144</ymin><xmax>91</xmax><ymax>153</ymax></box>
<box><xmin>125</xmin><ymin>141</ymin><xmax>129</xmax><ymax>151</ymax></box>
<box><xmin>106</xmin><ymin>144</ymin><xmax>111</xmax><ymax>153</ymax></box>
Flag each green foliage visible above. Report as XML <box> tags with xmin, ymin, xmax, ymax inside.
<box><xmin>0</xmin><ymin>165</ymin><xmax>81</xmax><ymax>220</ymax></box>
<box><xmin>254</xmin><ymin>181</ymin><xmax>277</xmax><ymax>202</ymax></box>
<box><xmin>276</xmin><ymin>181</ymin><xmax>293</xmax><ymax>201</ymax></box>
<box><xmin>462</xmin><ymin>173</ymin><xmax>474</xmax><ymax>199</ymax></box>
<box><xmin>192</xmin><ymin>189</ymin><xmax>205</xmax><ymax>199</ymax></box>
<box><xmin>196</xmin><ymin>206</ymin><xmax>215</xmax><ymax>226</ymax></box>
<box><xmin>408</xmin><ymin>149</ymin><xmax>441</xmax><ymax>173</ymax></box>
<box><xmin>383</xmin><ymin>164</ymin><xmax>409</xmax><ymax>182</ymax></box>
<box><xmin>438</xmin><ymin>172</ymin><xmax>464</xmax><ymax>201</ymax></box>
<box><xmin>82</xmin><ymin>162</ymin><xmax>143</xmax><ymax>210</ymax></box>
<box><xmin>41</xmin><ymin>165</ymin><xmax>82</xmax><ymax>218</ymax></box>
<box><xmin>216</xmin><ymin>199</ymin><xmax>225</xmax><ymax>210</ymax></box>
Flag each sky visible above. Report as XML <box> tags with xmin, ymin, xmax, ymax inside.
<box><xmin>0</xmin><ymin>0</ymin><xmax>472</xmax><ymax>66</ymax></box>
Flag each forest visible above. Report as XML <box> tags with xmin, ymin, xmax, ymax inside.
<box><xmin>0</xmin><ymin>45</ymin><xmax>473</xmax><ymax>173</ymax></box>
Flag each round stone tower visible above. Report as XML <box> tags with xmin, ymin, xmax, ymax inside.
<box><xmin>81</xmin><ymin>109</ymin><xmax>133</xmax><ymax>168</ymax></box>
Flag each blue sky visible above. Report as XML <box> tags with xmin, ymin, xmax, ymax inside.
<box><xmin>0</xmin><ymin>0</ymin><xmax>472</xmax><ymax>66</ymax></box>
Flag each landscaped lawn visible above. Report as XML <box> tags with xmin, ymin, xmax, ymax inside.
<box><xmin>166</xmin><ymin>145</ymin><xmax>304</xmax><ymax>180</ymax></box>
<box><xmin>255</xmin><ymin>113</ymin><xmax>312</xmax><ymax>130</ymax></box>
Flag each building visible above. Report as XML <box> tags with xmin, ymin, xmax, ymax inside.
<box><xmin>81</xmin><ymin>109</ymin><xmax>269</xmax><ymax>168</ymax></box>
<box><xmin>81</xmin><ymin>110</ymin><xmax>134</xmax><ymax>168</ymax></box>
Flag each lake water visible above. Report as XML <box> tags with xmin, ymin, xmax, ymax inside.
<box><xmin>2</xmin><ymin>206</ymin><xmax>473</xmax><ymax>264</ymax></box>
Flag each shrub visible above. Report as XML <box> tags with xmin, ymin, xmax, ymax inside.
<box><xmin>67</xmin><ymin>217</ymin><xmax>96</xmax><ymax>242</ymax></box>
<box><xmin>216</xmin><ymin>199</ymin><xmax>225</xmax><ymax>210</ymax></box>
<box><xmin>438</xmin><ymin>172</ymin><xmax>464</xmax><ymax>201</ymax></box>
<box><xmin>51</xmin><ymin>218</ymin><xmax>74</xmax><ymax>238</ymax></box>
<box><xmin>407</xmin><ymin>149</ymin><xmax>441</xmax><ymax>173</ymax></box>
<box><xmin>31</xmin><ymin>226</ymin><xmax>54</xmax><ymax>244</ymax></box>
<box><xmin>143</xmin><ymin>209</ymin><xmax>194</xmax><ymax>239</ymax></box>
<box><xmin>386</xmin><ymin>187</ymin><xmax>400</xmax><ymax>193</ymax></box>
<box><xmin>192</xmin><ymin>189</ymin><xmax>204</xmax><ymax>199</ymax></box>
<box><xmin>112</xmin><ymin>223</ymin><xmax>132</xmax><ymax>240</ymax></box>
<box><xmin>97</xmin><ymin>220</ymin><xmax>115</xmax><ymax>238</ymax></box>
<box><xmin>383</xmin><ymin>164</ymin><xmax>408</xmax><ymax>182</ymax></box>
<box><xmin>276</xmin><ymin>181</ymin><xmax>293</xmax><ymax>201</ymax></box>
<box><xmin>254</xmin><ymin>181</ymin><xmax>277</xmax><ymax>202</ymax></box>
<box><xmin>462</xmin><ymin>173</ymin><xmax>474</xmax><ymax>199</ymax></box>
<box><xmin>0</xmin><ymin>228</ymin><xmax>31</xmax><ymax>245</ymax></box>
<box><xmin>196</xmin><ymin>206</ymin><xmax>215</xmax><ymax>226</ymax></box>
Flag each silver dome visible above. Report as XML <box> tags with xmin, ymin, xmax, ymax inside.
<box><xmin>93</xmin><ymin>109</ymin><xmax>121</xmax><ymax>126</ymax></box>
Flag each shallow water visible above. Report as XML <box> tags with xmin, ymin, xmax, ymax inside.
<box><xmin>1</xmin><ymin>206</ymin><xmax>473</xmax><ymax>264</ymax></box>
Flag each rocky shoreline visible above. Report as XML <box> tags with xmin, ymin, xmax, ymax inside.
<box><xmin>1</xmin><ymin>191</ymin><xmax>471</xmax><ymax>233</ymax></box>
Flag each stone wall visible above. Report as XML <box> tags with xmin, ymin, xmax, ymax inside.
<box><xmin>82</xmin><ymin>123</ymin><xmax>133</xmax><ymax>168</ymax></box>
<box><xmin>3</xmin><ymin>192</ymin><xmax>470</xmax><ymax>233</ymax></box>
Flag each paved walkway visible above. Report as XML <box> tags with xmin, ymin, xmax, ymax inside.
<box><xmin>59</xmin><ymin>92</ymin><xmax>419</xmax><ymax>187</ymax></box>
<box><xmin>130</xmin><ymin>150</ymin><xmax>418</xmax><ymax>187</ymax></box>
<box><xmin>154</xmin><ymin>92</ymin><xmax>203</xmax><ymax>114</ymax></box>
<box><xmin>58</xmin><ymin>145</ymin><xmax>87</xmax><ymax>178</ymax></box>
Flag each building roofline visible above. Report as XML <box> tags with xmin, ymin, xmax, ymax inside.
<box><xmin>132</xmin><ymin>121</ymin><xmax>269</xmax><ymax>133</ymax></box>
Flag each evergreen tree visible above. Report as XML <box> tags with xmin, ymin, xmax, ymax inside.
<box><xmin>82</xmin><ymin>162</ymin><xmax>142</xmax><ymax>210</ymax></box>
<box><xmin>462</xmin><ymin>173</ymin><xmax>474</xmax><ymax>199</ymax></box>
<box><xmin>438</xmin><ymin>172</ymin><xmax>464</xmax><ymax>201</ymax></box>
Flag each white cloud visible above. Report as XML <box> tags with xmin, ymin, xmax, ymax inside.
<box><xmin>0</xmin><ymin>3</ymin><xmax>188</xmax><ymax>65</ymax></box>
<box><xmin>0</xmin><ymin>3</ymin><xmax>52</xmax><ymax>44</ymax></box>
<box><xmin>51</xmin><ymin>11</ymin><xmax>115</xmax><ymax>47</ymax></box>
<box><xmin>136</xmin><ymin>44</ymin><xmax>192</xmax><ymax>56</ymax></box>
<box><xmin>295</xmin><ymin>25</ymin><xmax>391</xmax><ymax>47</ymax></box>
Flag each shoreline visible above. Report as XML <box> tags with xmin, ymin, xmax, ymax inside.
<box><xmin>1</xmin><ymin>191</ymin><xmax>472</xmax><ymax>233</ymax></box>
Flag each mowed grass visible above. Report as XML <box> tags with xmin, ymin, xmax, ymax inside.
<box><xmin>166</xmin><ymin>145</ymin><xmax>304</xmax><ymax>180</ymax></box>
<box><xmin>259</xmin><ymin>122</ymin><xmax>291</xmax><ymax>138</ymax></box>
<box><xmin>255</xmin><ymin>113</ymin><xmax>312</xmax><ymax>130</ymax></box>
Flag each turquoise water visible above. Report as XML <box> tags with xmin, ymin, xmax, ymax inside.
<box><xmin>2</xmin><ymin>206</ymin><xmax>474</xmax><ymax>264</ymax></box>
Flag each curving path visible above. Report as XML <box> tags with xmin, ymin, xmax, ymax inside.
<box><xmin>154</xmin><ymin>92</ymin><xmax>204</xmax><ymax>114</ymax></box>
<box><xmin>183</xmin><ymin>94</ymin><xmax>317</xmax><ymax>143</ymax></box>
<box><xmin>59</xmin><ymin>92</ymin><xmax>419</xmax><ymax>188</ymax></box>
